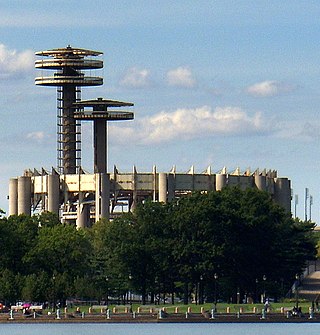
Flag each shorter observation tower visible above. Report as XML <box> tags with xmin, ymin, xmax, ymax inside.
<box><xmin>74</xmin><ymin>98</ymin><xmax>134</xmax><ymax>174</ymax></box>
<box><xmin>35</xmin><ymin>46</ymin><xmax>103</xmax><ymax>174</ymax></box>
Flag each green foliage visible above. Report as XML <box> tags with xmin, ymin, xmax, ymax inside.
<box><xmin>0</xmin><ymin>190</ymin><xmax>316</xmax><ymax>305</ymax></box>
<box><xmin>0</xmin><ymin>269</ymin><xmax>20</xmax><ymax>304</ymax></box>
<box><xmin>21</xmin><ymin>272</ymin><xmax>50</xmax><ymax>302</ymax></box>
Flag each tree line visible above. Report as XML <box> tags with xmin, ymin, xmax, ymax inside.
<box><xmin>0</xmin><ymin>187</ymin><xmax>316</xmax><ymax>306</ymax></box>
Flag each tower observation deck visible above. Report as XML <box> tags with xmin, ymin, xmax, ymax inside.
<box><xmin>35</xmin><ymin>46</ymin><xmax>103</xmax><ymax>174</ymax></box>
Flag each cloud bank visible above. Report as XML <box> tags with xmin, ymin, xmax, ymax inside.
<box><xmin>166</xmin><ymin>66</ymin><xmax>196</xmax><ymax>88</ymax></box>
<box><xmin>0</xmin><ymin>44</ymin><xmax>34</xmax><ymax>79</ymax></box>
<box><xmin>120</xmin><ymin>67</ymin><xmax>151</xmax><ymax>88</ymax></box>
<box><xmin>276</xmin><ymin>121</ymin><xmax>320</xmax><ymax>141</ymax></box>
<box><xmin>246</xmin><ymin>80</ymin><xmax>294</xmax><ymax>97</ymax></box>
<box><xmin>109</xmin><ymin>105</ymin><xmax>268</xmax><ymax>145</ymax></box>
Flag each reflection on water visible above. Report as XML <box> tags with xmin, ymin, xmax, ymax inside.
<box><xmin>1</xmin><ymin>323</ymin><xmax>320</xmax><ymax>335</ymax></box>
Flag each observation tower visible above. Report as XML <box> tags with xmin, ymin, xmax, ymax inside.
<box><xmin>35</xmin><ymin>46</ymin><xmax>103</xmax><ymax>174</ymax></box>
<box><xmin>74</xmin><ymin>98</ymin><xmax>134</xmax><ymax>174</ymax></box>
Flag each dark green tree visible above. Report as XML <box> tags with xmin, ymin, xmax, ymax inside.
<box><xmin>23</xmin><ymin>224</ymin><xmax>92</xmax><ymax>302</ymax></box>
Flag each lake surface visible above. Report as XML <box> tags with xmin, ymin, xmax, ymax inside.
<box><xmin>2</xmin><ymin>323</ymin><xmax>320</xmax><ymax>335</ymax></box>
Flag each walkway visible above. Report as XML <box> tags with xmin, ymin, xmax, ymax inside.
<box><xmin>298</xmin><ymin>261</ymin><xmax>320</xmax><ymax>302</ymax></box>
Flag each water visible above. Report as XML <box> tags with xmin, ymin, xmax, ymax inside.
<box><xmin>1</xmin><ymin>323</ymin><xmax>320</xmax><ymax>335</ymax></box>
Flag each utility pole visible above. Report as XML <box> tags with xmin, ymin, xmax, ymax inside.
<box><xmin>305</xmin><ymin>188</ymin><xmax>309</xmax><ymax>221</ymax></box>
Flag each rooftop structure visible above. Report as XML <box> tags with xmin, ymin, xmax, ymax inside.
<box><xmin>9</xmin><ymin>166</ymin><xmax>291</xmax><ymax>228</ymax></box>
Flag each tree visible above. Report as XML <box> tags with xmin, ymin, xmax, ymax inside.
<box><xmin>21</xmin><ymin>272</ymin><xmax>51</xmax><ymax>303</ymax></box>
<box><xmin>170</xmin><ymin>188</ymin><xmax>317</xmax><ymax>303</ymax></box>
<box><xmin>23</xmin><ymin>224</ymin><xmax>92</xmax><ymax>302</ymax></box>
<box><xmin>0</xmin><ymin>269</ymin><xmax>20</xmax><ymax>304</ymax></box>
<box><xmin>90</xmin><ymin>202</ymin><xmax>173</xmax><ymax>305</ymax></box>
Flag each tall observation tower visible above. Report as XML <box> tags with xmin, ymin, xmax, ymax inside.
<box><xmin>35</xmin><ymin>46</ymin><xmax>103</xmax><ymax>174</ymax></box>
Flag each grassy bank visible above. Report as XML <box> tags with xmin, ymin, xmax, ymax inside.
<box><xmin>62</xmin><ymin>301</ymin><xmax>314</xmax><ymax>315</ymax></box>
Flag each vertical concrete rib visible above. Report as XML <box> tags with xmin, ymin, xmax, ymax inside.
<box><xmin>8</xmin><ymin>178</ymin><xmax>18</xmax><ymax>216</ymax></box>
<box><xmin>158</xmin><ymin>173</ymin><xmax>167</xmax><ymax>203</ymax></box>
<box><xmin>95</xmin><ymin>173</ymin><xmax>110</xmax><ymax>222</ymax></box>
<box><xmin>255</xmin><ymin>175</ymin><xmax>267</xmax><ymax>191</ymax></box>
<box><xmin>215</xmin><ymin>174</ymin><xmax>227</xmax><ymax>191</ymax></box>
<box><xmin>17</xmin><ymin>176</ymin><xmax>31</xmax><ymax>215</ymax></box>
<box><xmin>47</xmin><ymin>173</ymin><xmax>60</xmax><ymax>214</ymax></box>
<box><xmin>77</xmin><ymin>191</ymin><xmax>90</xmax><ymax>229</ymax></box>
<box><xmin>274</xmin><ymin>178</ymin><xmax>291</xmax><ymax>213</ymax></box>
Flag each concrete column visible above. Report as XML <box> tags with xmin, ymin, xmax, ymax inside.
<box><xmin>17</xmin><ymin>176</ymin><xmax>31</xmax><ymax>215</ymax></box>
<box><xmin>95</xmin><ymin>173</ymin><xmax>110</xmax><ymax>222</ymax></box>
<box><xmin>47</xmin><ymin>174</ymin><xmax>60</xmax><ymax>214</ymax></box>
<box><xmin>131</xmin><ymin>167</ymin><xmax>137</xmax><ymax>211</ymax></box>
<box><xmin>255</xmin><ymin>175</ymin><xmax>267</xmax><ymax>191</ymax></box>
<box><xmin>274</xmin><ymin>178</ymin><xmax>291</xmax><ymax>213</ymax></box>
<box><xmin>94</xmin><ymin>119</ymin><xmax>107</xmax><ymax>173</ymax></box>
<box><xmin>76</xmin><ymin>194</ymin><xmax>90</xmax><ymax>229</ymax></box>
<box><xmin>158</xmin><ymin>173</ymin><xmax>167</xmax><ymax>203</ymax></box>
<box><xmin>100</xmin><ymin>173</ymin><xmax>110</xmax><ymax>219</ymax></box>
<box><xmin>77</xmin><ymin>192</ymin><xmax>85</xmax><ymax>229</ymax></box>
<box><xmin>153</xmin><ymin>165</ymin><xmax>157</xmax><ymax>201</ymax></box>
<box><xmin>215</xmin><ymin>174</ymin><xmax>227</xmax><ymax>191</ymax></box>
<box><xmin>8</xmin><ymin>178</ymin><xmax>18</xmax><ymax>216</ymax></box>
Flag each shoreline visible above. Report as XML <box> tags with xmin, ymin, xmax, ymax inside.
<box><xmin>1</xmin><ymin>312</ymin><xmax>319</xmax><ymax>324</ymax></box>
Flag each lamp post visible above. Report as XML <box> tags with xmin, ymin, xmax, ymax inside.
<box><xmin>105</xmin><ymin>276</ymin><xmax>109</xmax><ymax>305</ymax></box>
<box><xmin>255</xmin><ymin>278</ymin><xmax>259</xmax><ymax>303</ymax></box>
<box><xmin>214</xmin><ymin>273</ymin><xmax>218</xmax><ymax>311</ymax></box>
<box><xmin>199</xmin><ymin>275</ymin><xmax>203</xmax><ymax>305</ymax></box>
<box><xmin>128</xmin><ymin>274</ymin><xmax>133</xmax><ymax>305</ymax></box>
<box><xmin>295</xmin><ymin>274</ymin><xmax>299</xmax><ymax>309</ymax></box>
<box><xmin>52</xmin><ymin>274</ymin><xmax>56</xmax><ymax>312</ymax></box>
<box><xmin>262</xmin><ymin>275</ymin><xmax>267</xmax><ymax>303</ymax></box>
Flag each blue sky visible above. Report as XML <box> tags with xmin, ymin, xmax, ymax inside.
<box><xmin>0</xmin><ymin>0</ymin><xmax>319</xmax><ymax>223</ymax></box>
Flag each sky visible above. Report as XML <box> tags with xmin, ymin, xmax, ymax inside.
<box><xmin>0</xmin><ymin>0</ymin><xmax>319</xmax><ymax>223</ymax></box>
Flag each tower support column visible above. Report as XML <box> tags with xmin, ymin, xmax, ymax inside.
<box><xmin>159</xmin><ymin>173</ymin><xmax>167</xmax><ymax>203</ymax></box>
<box><xmin>9</xmin><ymin>178</ymin><xmax>18</xmax><ymax>216</ymax></box>
<box><xmin>17</xmin><ymin>176</ymin><xmax>31</xmax><ymax>215</ymax></box>
<box><xmin>216</xmin><ymin>174</ymin><xmax>227</xmax><ymax>191</ymax></box>
<box><xmin>47</xmin><ymin>173</ymin><xmax>60</xmax><ymax>214</ymax></box>
<box><xmin>95</xmin><ymin>173</ymin><xmax>110</xmax><ymax>222</ymax></box>
<box><xmin>94</xmin><ymin>119</ymin><xmax>107</xmax><ymax>173</ymax></box>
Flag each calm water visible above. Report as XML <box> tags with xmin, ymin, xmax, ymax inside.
<box><xmin>1</xmin><ymin>323</ymin><xmax>320</xmax><ymax>335</ymax></box>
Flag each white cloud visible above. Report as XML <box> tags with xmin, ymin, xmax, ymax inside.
<box><xmin>109</xmin><ymin>106</ymin><xmax>269</xmax><ymax>145</ymax></box>
<box><xmin>275</xmin><ymin>121</ymin><xmax>320</xmax><ymax>141</ymax></box>
<box><xmin>120</xmin><ymin>67</ymin><xmax>151</xmax><ymax>88</ymax></box>
<box><xmin>246</xmin><ymin>80</ymin><xmax>294</xmax><ymax>97</ymax></box>
<box><xmin>0</xmin><ymin>44</ymin><xmax>34</xmax><ymax>79</ymax></box>
<box><xmin>300</xmin><ymin>122</ymin><xmax>320</xmax><ymax>140</ymax></box>
<box><xmin>166</xmin><ymin>66</ymin><xmax>196</xmax><ymax>88</ymax></box>
<box><xmin>26</xmin><ymin>131</ymin><xmax>47</xmax><ymax>143</ymax></box>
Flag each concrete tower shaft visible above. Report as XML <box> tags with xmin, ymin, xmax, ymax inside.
<box><xmin>35</xmin><ymin>46</ymin><xmax>103</xmax><ymax>174</ymax></box>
